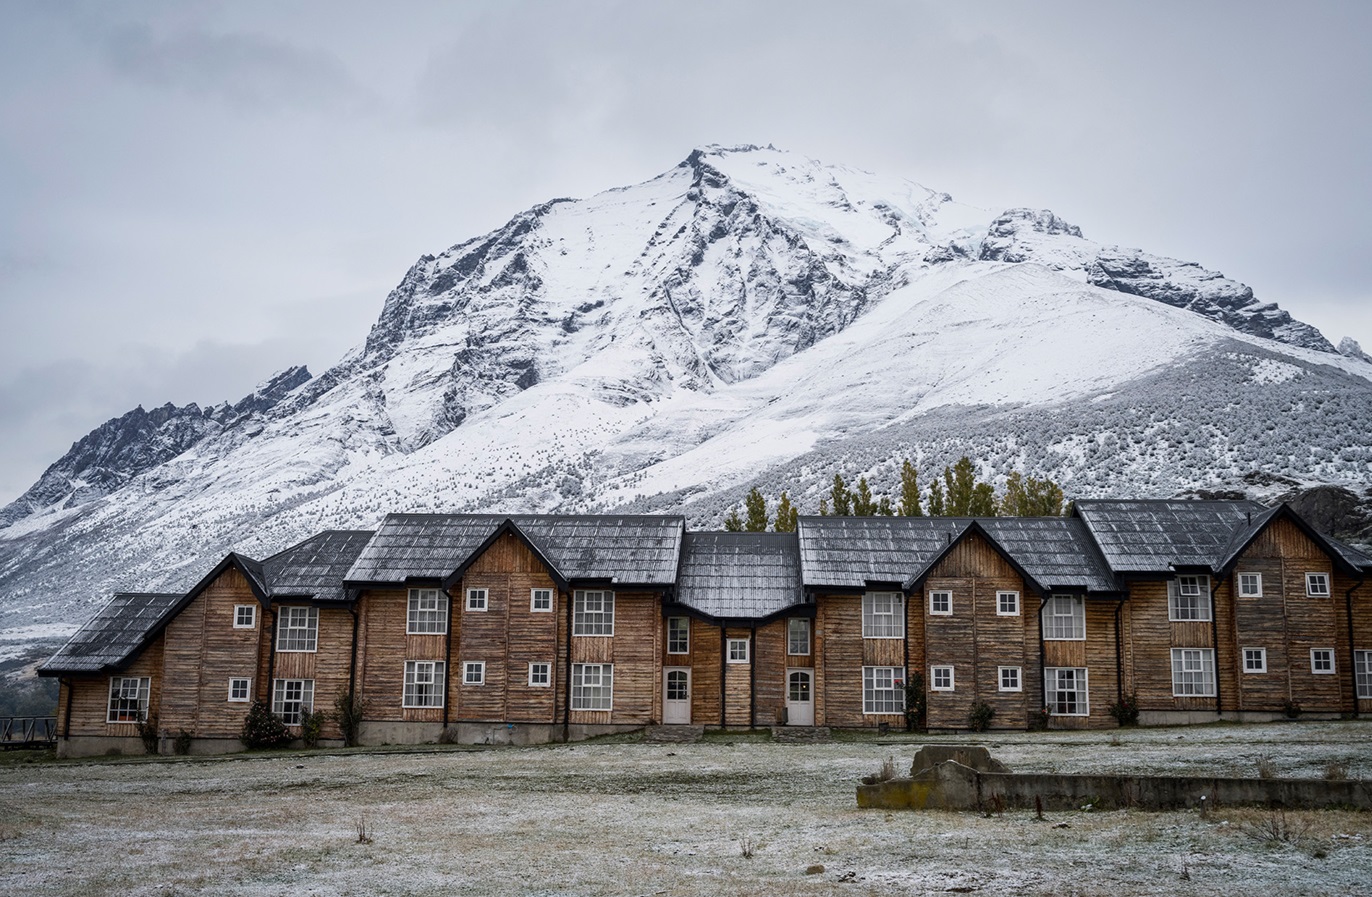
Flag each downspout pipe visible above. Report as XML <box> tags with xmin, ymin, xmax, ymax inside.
<box><xmin>563</xmin><ymin>588</ymin><xmax>573</xmax><ymax>742</ymax></box>
<box><xmin>442</xmin><ymin>587</ymin><xmax>455</xmax><ymax>729</ymax></box>
<box><xmin>719</xmin><ymin>628</ymin><xmax>727</xmax><ymax>729</ymax></box>
<box><xmin>1114</xmin><ymin>599</ymin><xmax>1125</xmax><ymax>708</ymax></box>
<box><xmin>266</xmin><ymin>606</ymin><xmax>278</xmax><ymax>705</ymax></box>
<box><xmin>62</xmin><ymin>677</ymin><xmax>73</xmax><ymax>740</ymax></box>
<box><xmin>1347</xmin><ymin>576</ymin><xmax>1365</xmax><ymax>718</ymax></box>
<box><xmin>749</xmin><ymin>624</ymin><xmax>757</xmax><ymax>729</ymax></box>
<box><xmin>1038</xmin><ymin>595</ymin><xmax>1049</xmax><ymax>716</ymax></box>
<box><xmin>1210</xmin><ymin>574</ymin><xmax>1224</xmax><ymax>715</ymax></box>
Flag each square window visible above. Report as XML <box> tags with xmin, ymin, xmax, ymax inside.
<box><xmin>1238</xmin><ymin>573</ymin><xmax>1262</xmax><ymax>598</ymax></box>
<box><xmin>667</xmin><ymin>617</ymin><xmax>690</xmax><ymax>654</ymax></box>
<box><xmin>573</xmin><ymin>590</ymin><xmax>614</xmax><ymax>636</ymax></box>
<box><xmin>407</xmin><ymin>588</ymin><xmax>449</xmax><ymax>634</ymax></box>
<box><xmin>528</xmin><ymin>662</ymin><xmax>551</xmax><ymax>687</ymax></box>
<box><xmin>1355</xmin><ymin>650</ymin><xmax>1372</xmax><ymax>699</ymax></box>
<box><xmin>1311</xmin><ymin>649</ymin><xmax>1335</xmax><ymax>674</ymax></box>
<box><xmin>571</xmin><ymin>663</ymin><xmax>613</xmax><ymax>710</ymax></box>
<box><xmin>862</xmin><ymin>666</ymin><xmax>905</xmax><ymax>714</ymax></box>
<box><xmin>930</xmin><ymin>665</ymin><xmax>954</xmax><ymax>691</ymax></box>
<box><xmin>727</xmin><ymin>637</ymin><xmax>750</xmax><ymax>663</ymax></box>
<box><xmin>1045</xmin><ymin>667</ymin><xmax>1088</xmax><ymax>715</ymax></box>
<box><xmin>1171</xmin><ymin>648</ymin><xmax>1216</xmax><ymax>696</ymax></box>
<box><xmin>466</xmin><ymin>588</ymin><xmax>488</xmax><ymax>611</ymax></box>
<box><xmin>1169</xmin><ymin>576</ymin><xmax>1212</xmax><ymax>622</ymax></box>
<box><xmin>863</xmin><ymin>592</ymin><xmax>905</xmax><ymax>636</ymax></box>
<box><xmin>998</xmin><ymin>666</ymin><xmax>1022</xmax><ymax>692</ymax></box>
<box><xmin>1242</xmin><ymin>648</ymin><xmax>1267</xmax><ymax>673</ymax></box>
<box><xmin>403</xmin><ymin>661</ymin><xmax>446</xmax><ymax>708</ymax></box>
<box><xmin>531</xmin><ymin>588</ymin><xmax>553</xmax><ymax>612</ymax></box>
<box><xmin>464</xmin><ymin>661</ymin><xmax>485</xmax><ymax>686</ymax></box>
<box><xmin>228</xmin><ymin>677</ymin><xmax>251</xmax><ymax>702</ymax></box>
<box><xmin>1306</xmin><ymin>573</ymin><xmax>1330</xmax><ymax>598</ymax></box>
<box><xmin>276</xmin><ymin>606</ymin><xmax>318</xmax><ymax>652</ymax></box>
<box><xmin>234</xmin><ymin>605</ymin><xmax>257</xmax><ymax>629</ymax></box>
<box><xmin>928</xmin><ymin>590</ymin><xmax>952</xmax><ymax>617</ymax></box>
<box><xmin>787</xmin><ymin>618</ymin><xmax>810</xmax><ymax>656</ymax></box>
<box><xmin>271</xmin><ymin>678</ymin><xmax>314</xmax><ymax>725</ymax></box>
<box><xmin>1044</xmin><ymin>595</ymin><xmax>1085</xmax><ymax>640</ymax></box>
<box><xmin>107</xmin><ymin>676</ymin><xmax>151</xmax><ymax>723</ymax></box>
<box><xmin>997</xmin><ymin>591</ymin><xmax>1020</xmax><ymax>616</ymax></box>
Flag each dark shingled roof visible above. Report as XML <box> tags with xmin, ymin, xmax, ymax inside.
<box><xmin>1327</xmin><ymin>536</ymin><xmax>1372</xmax><ymax>573</ymax></box>
<box><xmin>346</xmin><ymin>514</ymin><xmax>685</xmax><ymax>586</ymax></box>
<box><xmin>676</xmin><ymin>532</ymin><xmax>804</xmax><ymax>619</ymax></box>
<box><xmin>968</xmin><ymin>518</ymin><xmax>1119</xmax><ymax>593</ymax></box>
<box><xmin>38</xmin><ymin>592</ymin><xmax>181</xmax><ymax>675</ymax></box>
<box><xmin>1074</xmin><ymin>499</ymin><xmax>1267</xmax><ymax>573</ymax></box>
<box><xmin>797</xmin><ymin>516</ymin><xmax>966</xmax><ymax>589</ymax></box>
<box><xmin>262</xmin><ymin>530</ymin><xmax>375</xmax><ymax>601</ymax></box>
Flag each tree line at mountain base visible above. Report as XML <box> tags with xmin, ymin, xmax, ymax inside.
<box><xmin>724</xmin><ymin>457</ymin><xmax>1065</xmax><ymax>532</ymax></box>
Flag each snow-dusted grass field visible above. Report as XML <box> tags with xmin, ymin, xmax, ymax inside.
<box><xmin>2</xmin><ymin>722</ymin><xmax>1370</xmax><ymax>896</ymax></box>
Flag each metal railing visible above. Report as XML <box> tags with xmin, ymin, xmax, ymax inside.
<box><xmin>0</xmin><ymin>717</ymin><xmax>57</xmax><ymax>748</ymax></box>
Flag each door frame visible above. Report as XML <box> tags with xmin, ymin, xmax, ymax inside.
<box><xmin>663</xmin><ymin>666</ymin><xmax>692</xmax><ymax>724</ymax></box>
<box><xmin>785</xmin><ymin>667</ymin><xmax>814</xmax><ymax>726</ymax></box>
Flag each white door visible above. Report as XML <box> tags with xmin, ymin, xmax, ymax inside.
<box><xmin>663</xmin><ymin>667</ymin><xmax>691</xmax><ymax>724</ymax></box>
<box><xmin>786</xmin><ymin>669</ymin><xmax>814</xmax><ymax>726</ymax></box>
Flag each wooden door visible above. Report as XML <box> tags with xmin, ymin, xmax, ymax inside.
<box><xmin>663</xmin><ymin>667</ymin><xmax>691</xmax><ymax>724</ymax></box>
<box><xmin>787</xmin><ymin>669</ymin><xmax>814</xmax><ymax>726</ymax></box>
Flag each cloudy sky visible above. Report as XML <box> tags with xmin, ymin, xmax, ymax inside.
<box><xmin>2</xmin><ymin>1</ymin><xmax>1369</xmax><ymax>505</ymax></box>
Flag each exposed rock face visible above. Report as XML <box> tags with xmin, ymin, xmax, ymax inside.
<box><xmin>1279</xmin><ymin>484</ymin><xmax>1372</xmax><ymax>548</ymax></box>
<box><xmin>1339</xmin><ymin>337</ymin><xmax>1372</xmax><ymax>363</ymax></box>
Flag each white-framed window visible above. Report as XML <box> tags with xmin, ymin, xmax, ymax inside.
<box><xmin>573</xmin><ymin>590</ymin><xmax>614</xmax><ymax>636</ymax></box>
<box><xmin>1355</xmin><ymin>650</ymin><xmax>1372</xmax><ymax>699</ymax></box>
<box><xmin>997</xmin><ymin>591</ymin><xmax>1020</xmax><ymax>616</ymax></box>
<box><xmin>1243</xmin><ymin>647</ymin><xmax>1267</xmax><ymax>673</ymax></box>
<box><xmin>667</xmin><ymin>617</ymin><xmax>690</xmax><ymax>654</ymax></box>
<box><xmin>1045</xmin><ymin>667</ymin><xmax>1089</xmax><ymax>716</ymax></box>
<box><xmin>463</xmin><ymin>661</ymin><xmax>485</xmax><ymax>686</ymax></box>
<box><xmin>271</xmin><ymin>678</ymin><xmax>314</xmax><ymax>725</ymax></box>
<box><xmin>1171</xmin><ymin>648</ymin><xmax>1216</xmax><ymax>696</ymax></box>
<box><xmin>107</xmin><ymin>676</ymin><xmax>151</xmax><ymax>723</ymax></box>
<box><xmin>998</xmin><ymin>666</ymin><xmax>1022</xmax><ymax>692</ymax></box>
<box><xmin>728</xmin><ymin>637</ymin><xmax>750</xmax><ymax>664</ymax></box>
<box><xmin>1306</xmin><ymin>573</ymin><xmax>1331</xmax><ymax>597</ymax></box>
<box><xmin>1311</xmin><ymin>648</ymin><xmax>1335</xmax><ymax>674</ymax></box>
<box><xmin>276</xmin><ymin>606</ymin><xmax>318</xmax><ymax>652</ymax></box>
<box><xmin>228</xmin><ymin>677</ymin><xmax>251</xmax><ymax>702</ymax></box>
<box><xmin>233</xmin><ymin>605</ymin><xmax>257</xmax><ymax>629</ymax></box>
<box><xmin>466</xmin><ymin>588</ymin><xmax>488</xmax><ymax>611</ymax></box>
<box><xmin>403</xmin><ymin>661</ymin><xmax>446</xmax><ymax>708</ymax></box>
<box><xmin>1168</xmin><ymin>576</ymin><xmax>1212</xmax><ymax>622</ymax></box>
<box><xmin>928</xmin><ymin>590</ymin><xmax>952</xmax><ymax>617</ymax></box>
<box><xmin>862</xmin><ymin>666</ymin><xmax>905</xmax><ymax>714</ymax></box>
<box><xmin>528</xmin><ymin>662</ymin><xmax>551</xmax><ymax>687</ymax></box>
<box><xmin>571</xmin><ymin>663</ymin><xmax>613</xmax><ymax>710</ymax></box>
<box><xmin>788</xmin><ymin>618</ymin><xmax>810</xmax><ymax>656</ymax></box>
<box><xmin>930</xmin><ymin>665</ymin><xmax>954</xmax><ymax>691</ymax></box>
<box><xmin>1238</xmin><ymin>573</ymin><xmax>1263</xmax><ymax>598</ymax></box>
<box><xmin>531</xmin><ymin>588</ymin><xmax>553</xmax><ymax>612</ymax></box>
<box><xmin>407</xmin><ymin>588</ymin><xmax>448</xmax><ymax>634</ymax></box>
<box><xmin>1044</xmin><ymin>595</ymin><xmax>1085</xmax><ymax>640</ymax></box>
<box><xmin>863</xmin><ymin>592</ymin><xmax>905</xmax><ymax>637</ymax></box>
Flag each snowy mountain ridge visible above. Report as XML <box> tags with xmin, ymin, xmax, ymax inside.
<box><xmin>2</xmin><ymin>143</ymin><xmax>1370</xmax><ymax>646</ymax></box>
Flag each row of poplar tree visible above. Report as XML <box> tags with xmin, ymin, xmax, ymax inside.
<box><xmin>722</xmin><ymin>457</ymin><xmax>1065</xmax><ymax>532</ymax></box>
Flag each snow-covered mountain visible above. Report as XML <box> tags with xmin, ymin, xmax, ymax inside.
<box><xmin>4</xmin><ymin>144</ymin><xmax>1371</xmax><ymax>648</ymax></box>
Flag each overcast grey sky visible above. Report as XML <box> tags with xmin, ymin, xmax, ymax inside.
<box><xmin>2</xmin><ymin>1</ymin><xmax>1369</xmax><ymax>505</ymax></box>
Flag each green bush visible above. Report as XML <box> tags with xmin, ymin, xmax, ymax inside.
<box><xmin>135</xmin><ymin>712</ymin><xmax>160</xmax><ymax>755</ymax></box>
<box><xmin>1108</xmin><ymin>692</ymin><xmax>1140</xmax><ymax>727</ymax></box>
<box><xmin>173</xmin><ymin>729</ymin><xmax>193</xmax><ymax>755</ymax></box>
<box><xmin>968</xmin><ymin>700</ymin><xmax>995</xmax><ymax>732</ymax></box>
<box><xmin>240</xmin><ymin>701</ymin><xmax>291</xmax><ymax>750</ymax></box>
<box><xmin>1028</xmin><ymin>706</ymin><xmax>1051</xmax><ymax>731</ymax></box>
<box><xmin>903</xmin><ymin>673</ymin><xmax>927</xmax><ymax>732</ymax></box>
<box><xmin>301</xmin><ymin>710</ymin><xmax>326</xmax><ymax>748</ymax></box>
<box><xmin>334</xmin><ymin>691</ymin><xmax>364</xmax><ymax>747</ymax></box>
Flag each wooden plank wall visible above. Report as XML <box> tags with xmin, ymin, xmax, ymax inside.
<box><xmin>923</xmin><ymin>534</ymin><xmax>1033</xmax><ymax>729</ymax></box>
<box><xmin>686</xmin><ymin>617</ymin><xmax>721</xmax><ymax>725</ymax></box>
<box><xmin>1343</xmin><ymin>573</ymin><xmax>1372</xmax><ymax>715</ymax></box>
<box><xmin>354</xmin><ymin>588</ymin><xmax>412</xmax><ymax>721</ymax></box>
<box><xmin>816</xmin><ymin>595</ymin><xmax>864</xmax><ymax>727</ymax></box>
<box><xmin>63</xmin><ymin>637</ymin><xmax>165</xmax><ymax>737</ymax></box>
<box><xmin>568</xmin><ymin>590</ymin><xmax>661</xmax><ymax>727</ymax></box>
<box><xmin>272</xmin><ymin>606</ymin><xmax>353</xmax><ymax>738</ymax></box>
<box><xmin>753</xmin><ymin>617</ymin><xmax>793</xmax><ymax>727</ymax></box>
<box><xmin>454</xmin><ymin>533</ymin><xmax>561</xmax><ymax>724</ymax></box>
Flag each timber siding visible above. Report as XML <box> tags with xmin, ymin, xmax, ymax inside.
<box><xmin>40</xmin><ymin>502</ymin><xmax>1372</xmax><ymax>755</ymax></box>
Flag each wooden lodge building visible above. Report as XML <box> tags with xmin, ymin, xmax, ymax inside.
<box><xmin>39</xmin><ymin>499</ymin><xmax>1372</xmax><ymax>757</ymax></box>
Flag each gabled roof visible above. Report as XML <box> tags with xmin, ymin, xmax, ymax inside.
<box><xmin>1213</xmin><ymin>504</ymin><xmax>1370</xmax><ymax>576</ymax></box>
<box><xmin>675</xmin><ymin>532</ymin><xmax>804</xmax><ymax>620</ymax></box>
<box><xmin>797</xmin><ymin>516</ymin><xmax>965</xmax><ymax>590</ymax></box>
<box><xmin>1326</xmin><ymin>536</ymin><xmax>1372</xmax><ymax>574</ymax></box>
<box><xmin>38</xmin><ymin>592</ymin><xmax>181</xmax><ymax>675</ymax></box>
<box><xmin>345</xmin><ymin>514</ymin><xmax>685</xmax><ymax>587</ymax></box>
<box><xmin>1073</xmin><ymin>499</ymin><xmax>1267</xmax><ymax>573</ymax></box>
<box><xmin>262</xmin><ymin>530</ymin><xmax>375</xmax><ymax>601</ymax></box>
<box><xmin>900</xmin><ymin>517</ymin><xmax>1120</xmax><ymax>594</ymax></box>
